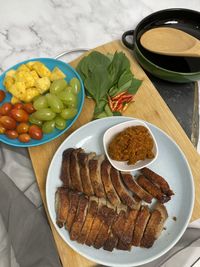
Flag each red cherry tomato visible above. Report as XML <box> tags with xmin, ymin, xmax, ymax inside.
<box><xmin>0</xmin><ymin>90</ymin><xmax>5</xmax><ymax>103</ymax></box>
<box><xmin>5</xmin><ymin>130</ymin><xmax>18</xmax><ymax>139</ymax></box>
<box><xmin>23</xmin><ymin>103</ymin><xmax>35</xmax><ymax>114</ymax></box>
<box><xmin>18</xmin><ymin>133</ymin><xmax>31</xmax><ymax>143</ymax></box>
<box><xmin>0</xmin><ymin>102</ymin><xmax>13</xmax><ymax>115</ymax></box>
<box><xmin>0</xmin><ymin>116</ymin><xmax>16</xmax><ymax>130</ymax></box>
<box><xmin>16</xmin><ymin>122</ymin><xmax>29</xmax><ymax>134</ymax></box>
<box><xmin>13</xmin><ymin>103</ymin><xmax>23</xmax><ymax>109</ymax></box>
<box><xmin>10</xmin><ymin>109</ymin><xmax>29</xmax><ymax>122</ymax></box>
<box><xmin>28</xmin><ymin>125</ymin><xmax>43</xmax><ymax>140</ymax></box>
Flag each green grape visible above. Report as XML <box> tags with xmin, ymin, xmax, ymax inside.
<box><xmin>67</xmin><ymin>98</ymin><xmax>78</xmax><ymax>108</ymax></box>
<box><xmin>42</xmin><ymin>120</ymin><xmax>55</xmax><ymax>134</ymax></box>
<box><xmin>29</xmin><ymin>114</ymin><xmax>43</xmax><ymax>126</ymax></box>
<box><xmin>50</xmin><ymin>79</ymin><xmax>67</xmax><ymax>94</ymax></box>
<box><xmin>33</xmin><ymin>96</ymin><xmax>48</xmax><ymax>110</ymax></box>
<box><xmin>59</xmin><ymin>91</ymin><xmax>77</xmax><ymax>106</ymax></box>
<box><xmin>60</xmin><ymin>108</ymin><xmax>77</xmax><ymax>120</ymax></box>
<box><xmin>33</xmin><ymin>108</ymin><xmax>56</xmax><ymax>121</ymax></box>
<box><xmin>46</xmin><ymin>93</ymin><xmax>64</xmax><ymax>113</ymax></box>
<box><xmin>70</xmin><ymin>77</ymin><xmax>80</xmax><ymax>94</ymax></box>
<box><xmin>55</xmin><ymin>116</ymin><xmax>66</xmax><ymax>130</ymax></box>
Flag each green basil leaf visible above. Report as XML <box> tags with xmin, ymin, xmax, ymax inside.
<box><xmin>127</xmin><ymin>78</ymin><xmax>142</xmax><ymax>95</ymax></box>
<box><xmin>108</xmin><ymin>52</ymin><xmax>130</xmax><ymax>84</ymax></box>
<box><xmin>87</xmin><ymin>51</ymin><xmax>111</xmax><ymax>71</ymax></box>
<box><xmin>94</xmin><ymin>99</ymin><xmax>107</xmax><ymax>115</ymax></box>
<box><xmin>84</xmin><ymin>66</ymin><xmax>112</xmax><ymax>105</ymax></box>
<box><xmin>104</xmin><ymin>104</ymin><xmax>113</xmax><ymax>117</ymax></box>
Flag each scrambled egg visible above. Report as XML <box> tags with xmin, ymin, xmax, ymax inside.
<box><xmin>3</xmin><ymin>61</ymin><xmax>66</xmax><ymax>103</ymax></box>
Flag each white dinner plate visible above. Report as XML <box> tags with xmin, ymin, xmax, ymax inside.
<box><xmin>46</xmin><ymin>116</ymin><xmax>194</xmax><ymax>267</ymax></box>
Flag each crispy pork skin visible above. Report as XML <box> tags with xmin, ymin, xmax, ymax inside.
<box><xmin>60</xmin><ymin>148</ymin><xmax>74</xmax><ymax>187</ymax></box>
<box><xmin>121</xmin><ymin>173</ymin><xmax>153</xmax><ymax>203</ymax></box>
<box><xmin>77</xmin><ymin>196</ymin><xmax>99</xmax><ymax>244</ymax></box>
<box><xmin>70</xmin><ymin>148</ymin><xmax>84</xmax><ymax>192</ymax></box>
<box><xmin>55</xmin><ymin>187</ymin><xmax>70</xmax><ymax>228</ymax></box>
<box><xmin>140</xmin><ymin>203</ymin><xmax>168</xmax><ymax>249</ymax></box>
<box><xmin>137</xmin><ymin>175</ymin><xmax>170</xmax><ymax>203</ymax></box>
<box><xmin>70</xmin><ymin>194</ymin><xmax>89</xmax><ymax>241</ymax></box>
<box><xmin>94</xmin><ymin>206</ymin><xmax>116</xmax><ymax>249</ymax></box>
<box><xmin>85</xmin><ymin>198</ymin><xmax>106</xmax><ymax>246</ymax></box>
<box><xmin>101</xmin><ymin>159</ymin><xmax>121</xmax><ymax>207</ymax></box>
<box><xmin>65</xmin><ymin>191</ymin><xmax>80</xmax><ymax>231</ymax></box>
<box><xmin>78</xmin><ymin>152</ymin><xmax>96</xmax><ymax>196</ymax></box>
<box><xmin>132</xmin><ymin>205</ymin><xmax>150</xmax><ymax>246</ymax></box>
<box><xmin>141</xmin><ymin>167</ymin><xmax>174</xmax><ymax>197</ymax></box>
<box><xmin>110</xmin><ymin>167</ymin><xmax>141</xmax><ymax>209</ymax></box>
<box><xmin>89</xmin><ymin>155</ymin><xmax>106</xmax><ymax>198</ymax></box>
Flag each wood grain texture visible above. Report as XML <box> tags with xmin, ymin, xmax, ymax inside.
<box><xmin>29</xmin><ymin>40</ymin><xmax>200</xmax><ymax>267</ymax></box>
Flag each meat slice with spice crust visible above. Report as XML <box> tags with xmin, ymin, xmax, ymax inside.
<box><xmin>137</xmin><ymin>175</ymin><xmax>170</xmax><ymax>203</ymax></box>
<box><xmin>55</xmin><ymin>187</ymin><xmax>70</xmax><ymax>228</ymax></box>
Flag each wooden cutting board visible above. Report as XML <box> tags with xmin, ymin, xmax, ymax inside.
<box><xmin>29</xmin><ymin>40</ymin><xmax>200</xmax><ymax>267</ymax></box>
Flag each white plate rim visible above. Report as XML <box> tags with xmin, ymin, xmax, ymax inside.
<box><xmin>46</xmin><ymin>116</ymin><xmax>195</xmax><ymax>267</ymax></box>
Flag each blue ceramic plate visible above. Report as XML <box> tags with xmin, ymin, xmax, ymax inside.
<box><xmin>0</xmin><ymin>58</ymin><xmax>85</xmax><ymax>147</ymax></box>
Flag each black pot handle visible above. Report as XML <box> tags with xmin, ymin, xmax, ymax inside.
<box><xmin>122</xmin><ymin>30</ymin><xmax>135</xmax><ymax>50</ymax></box>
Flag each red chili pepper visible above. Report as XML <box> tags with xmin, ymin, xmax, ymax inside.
<box><xmin>108</xmin><ymin>95</ymin><xmax>114</xmax><ymax>111</ymax></box>
<box><xmin>111</xmin><ymin>91</ymin><xmax>127</xmax><ymax>101</ymax></box>
<box><xmin>115</xmin><ymin>102</ymin><xmax>123</xmax><ymax>111</ymax></box>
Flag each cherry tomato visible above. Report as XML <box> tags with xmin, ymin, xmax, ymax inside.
<box><xmin>10</xmin><ymin>109</ymin><xmax>29</xmax><ymax>123</ymax></box>
<box><xmin>5</xmin><ymin>130</ymin><xmax>18</xmax><ymax>139</ymax></box>
<box><xmin>0</xmin><ymin>102</ymin><xmax>13</xmax><ymax>115</ymax></box>
<box><xmin>18</xmin><ymin>133</ymin><xmax>31</xmax><ymax>143</ymax></box>
<box><xmin>0</xmin><ymin>116</ymin><xmax>16</xmax><ymax>130</ymax></box>
<box><xmin>16</xmin><ymin>122</ymin><xmax>29</xmax><ymax>134</ymax></box>
<box><xmin>28</xmin><ymin>125</ymin><xmax>43</xmax><ymax>140</ymax></box>
<box><xmin>13</xmin><ymin>103</ymin><xmax>24</xmax><ymax>109</ymax></box>
<box><xmin>0</xmin><ymin>90</ymin><xmax>5</xmax><ymax>103</ymax></box>
<box><xmin>23</xmin><ymin>103</ymin><xmax>35</xmax><ymax>114</ymax></box>
<box><xmin>0</xmin><ymin>124</ymin><xmax>6</xmax><ymax>134</ymax></box>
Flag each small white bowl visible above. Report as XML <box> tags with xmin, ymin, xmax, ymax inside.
<box><xmin>103</xmin><ymin>119</ymin><xmax>158</xmax><ymax>172</ymax></box>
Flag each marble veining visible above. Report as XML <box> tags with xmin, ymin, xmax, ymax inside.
<box><xmin>0</xmin><ymin>0</ymin><xmax>199</xmax><ymax>70</ymax></box>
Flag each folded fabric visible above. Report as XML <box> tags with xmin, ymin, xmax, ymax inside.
<box><xmin>0</xmin><ymin>169</ymin><xmax>62</xmax><ymax>267</ymax></box>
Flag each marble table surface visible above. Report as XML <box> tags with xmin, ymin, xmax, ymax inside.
<box><xmin>0</xmin><ymin>0</ymin><xmax>200</xmax><ymax>69</ymax></box>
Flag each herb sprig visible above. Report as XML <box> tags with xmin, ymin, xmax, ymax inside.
<box><xmin>76</xmin><ymin>51</ymin><xmax>142</xmax><ymax>119</ymax></box>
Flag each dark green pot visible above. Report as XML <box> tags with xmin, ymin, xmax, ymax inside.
<box><xmin>122</xmin><ymin>9</ymin><xmax>200</xmax><ymax>83</ymax></box>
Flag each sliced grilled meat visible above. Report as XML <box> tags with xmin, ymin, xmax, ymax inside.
<box><xmin>153</xmin><ymin>202</ymin><xmax>168</xmax><ymax>237</ymax></box>
<box><xmin>132</xmin><ymin>205</ymin><xmax>150</xmax><ymax>246</ymax></box>
<box><xmin>70</xmin><ymin>194</ymin><xmax>89</xmax><ymax>241</ymax></box>
<box><xmin>94</xmin><ymin>207</ymin><xmax>116</xmax><ymax>249</ymax></box>
<box><xmin>55</xmin><ymin>187</ymin><xmax>70</xmax><ymax>228</ymax></box>
<box><xmin>120</xmin><ymin>208</ymin><xmax>139</xmax><ymax>245</ymax></box>
<box><xmin>137</xmin><ymin>175</ymin><xmax>170</xmax><ymax>203</ymax></box>
<box><xmin>121</xmin><ymin>173</ymin><xmax>153</xmax><ymax>203</ymax></box>
<box><xmin>77</xmin><ymin>196</ymin><xmax>99</xmax><ymax>244</ymax></box>
<box><xmin>78</xmin><ymin>152</ymin><xmax>96</xmax><ymax>196</ymax></box>
<box><xmin>117</xmin><ymin>240</ymin><xmax>132</xmax><ymax>251</ymax></box>
<box><xmin>65</xmin><ymin>191</ymin><xmax>80</xmax><ymax>231</ymax></box>
<box><xmin>89</xmin><ymin>155</ymin><xmax>106</xmax><ymax>198</ymax></box>
<box><xmin>140</xmin><ymin>203</ymin><xmax>168</xmax><ymax>248</ymax></box>
<box><xmin>101</xmin><ymin>159</ymin><xmax>121</xmax><ymax>207</ymax></box>
<box><xmin>141</xmin><ymin>167</ymin><xmax>174</xmax><ymax>197</ymax></box>
<box><xmin>60</xmin><ymin>148</ymin><xmax>74</xmax><ymax>187</ymax></box>
<box><xmin>103</xmin><ymin>231</ymin><xmax>118</xmax><ymax>252</ymax></box>
<box><xmin>112</xmin><ymin>209</ymin><xmax>128</xmax><ymax>240</ymax></box>
<box><xmin>70</xmin><ymin>148</ymin><xmax>84</xmax><ymax>192</ymax></box>
<box><xmin>85</xmin><ymin>198</ymin><xmax>106</xmax><ymax>246</ymax></box>
<box><xmin>110</xmin><ymin>167</ymin><xmax>141</xmax><ymax>209</ymax></box>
